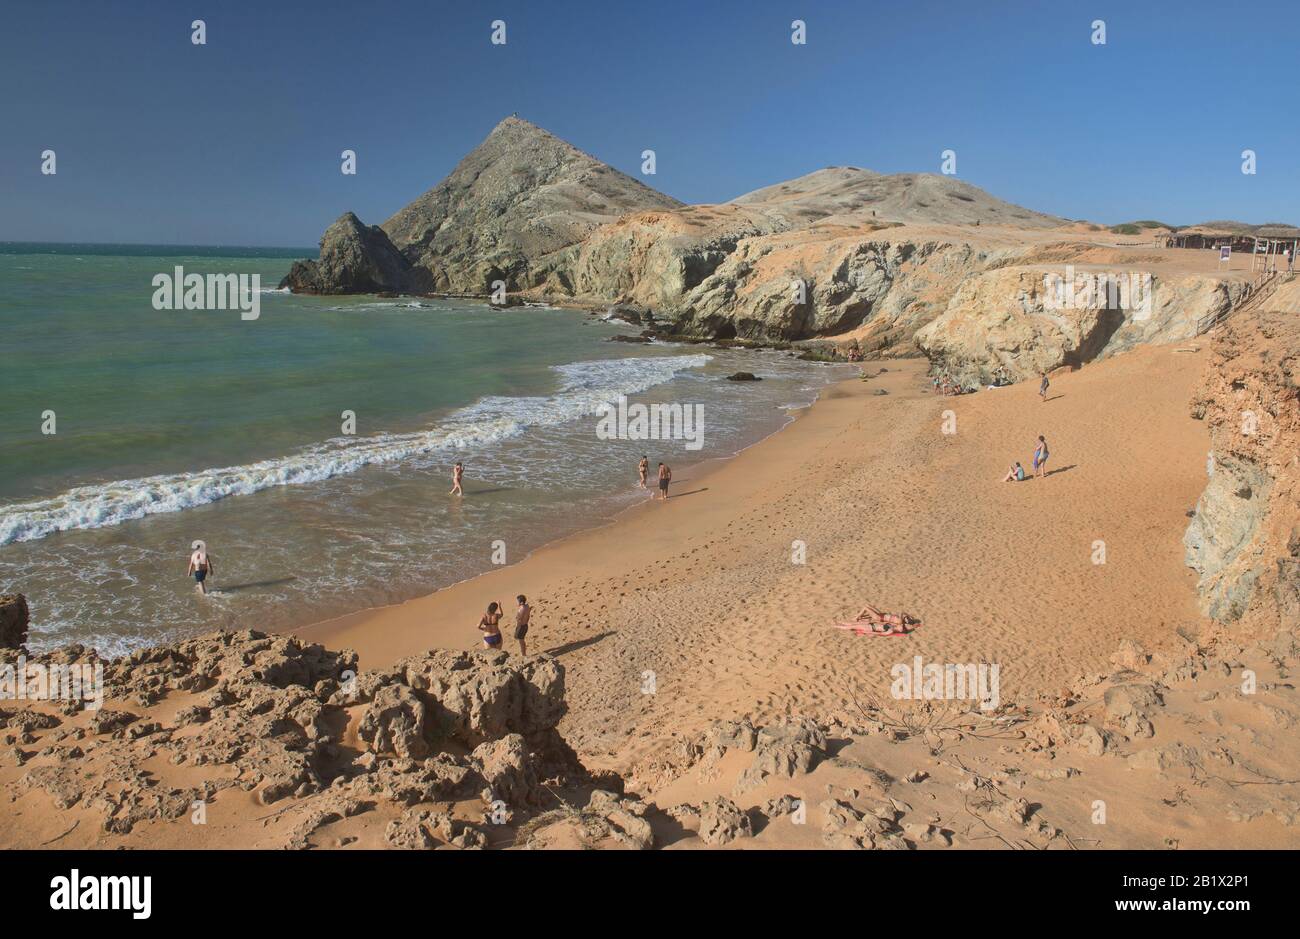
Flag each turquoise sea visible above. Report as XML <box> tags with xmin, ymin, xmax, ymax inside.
<box><xmin>0</xmin><ymin>244</ymin><xmax>849</xmax><ymax>655</ymax></box>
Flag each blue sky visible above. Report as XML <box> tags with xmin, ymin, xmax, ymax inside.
<box><xmin>2</xmin><ymin>0</ymin><xmax>1296</xmax><ymax>246</ymax></box>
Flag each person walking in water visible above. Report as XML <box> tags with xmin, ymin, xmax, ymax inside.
<box><xmin>186</xmin><ymin>541</ymin><xmax>214</xmax><ymax>596</ymax></box>
<box><xmin>478</xmin><ymin>601</ymin><xmax>504</xmax><ymax>649</ymax></box>
<box><xmin>513</xmin><ymin>594</ymin><xmax>531</xmax><ymax>655</ymax></box>
<box><xmin>1038</xmin><ymin>372</ymin><xmax>1050</xmax><ymax>401</ymax></box>
<box><xmin>637</xmin><ymin>455</ymin><xmax>649</xmax><ymax>490</ymax></box>
<box><xmin>1033</xmin><ymin>435</ymin><xmax>1050</xmax><ymax>478</ymax></box>
<box><xmin>657</xmin><ymin>462</ymin><xmax>672</xmax><ymax>500</ymax></box>
<box><xmin>450</xmin><ymin>461</ymin><xmax>464</xmax><ymax>497</ymax></box>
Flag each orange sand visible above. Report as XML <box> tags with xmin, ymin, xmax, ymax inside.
<box><xmin>298</xmin><ymin>344</ymin><xmax>1211</xmax><ymax>772</ymax></box>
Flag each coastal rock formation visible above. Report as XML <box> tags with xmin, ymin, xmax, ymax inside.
<box><xmin>280</xmin><ymin>116</ymin><xmax>1259</xmax><ymax>380</ymax></box>
<box><xmin>0</xmin><ymin>594</ymin><xmax>28</xmax><ymax>650</ymax></box>
<box><xmin>1184</xmin><ymin>308</ymin><xmax>1300</xmax><ymax>627</ymax></box>
<box><xmin>281</xmin><ymin>212</ymin><xmax>425</xmax><ymax>295</ymax></box>
<box><xmin>357</xmin><ymin>648</ymin><xmax>567</xmax><ymax>750</ymax></box>
<box><xmin>282</xmin><ymin>116</ymin><xmax>681</xmax><ymax>296</ymax></box>
<box><xmin>916</xmin><ymin>264</ymin><xmax>1247</xmax><ymax>385</ymax></box>
<box><xmin>4</xmin><ymin>617</ymin><xmax>1300</xmax><ymax>849</ymax></box>
<box><xmin>0</xmin><ymin>628</ymin><xmax>593</xmax><ymax>846</ymax></box>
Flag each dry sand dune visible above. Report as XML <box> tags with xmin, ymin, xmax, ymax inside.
<box><xmin>303</xmin><ymin>343</ymin><xmax>1212</xmax><ymax>776</ymax></box>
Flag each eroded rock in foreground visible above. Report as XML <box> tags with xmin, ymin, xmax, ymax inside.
<box><xmin>5</xmin><ymin>611</ymin><xmax>1298</xmax><ymax>849</ymax></box>
<box><xmin>0</xmin><ymin>594</ymin><xmax>28</xmax><ymax>650</ymax></box>
<box><xmin>1184</xmin><ymin>308</ymin><xmax>1300</xmax><ymax>628</ymax></box>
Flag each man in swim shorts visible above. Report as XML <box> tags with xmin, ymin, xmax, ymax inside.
<box><xmin>657</xmin><ymin>462</ymin><xmax>672</xmax><ymax>500</ymax></box>
<box><xmin>514</xmin><ymin>594</ymin><xmax>531</xmax><ymax>655</ymax></box>
<box><xmin>187</xmin><ymin>542</ymin><xmax>214</xmax><ymax>596</ymax></box>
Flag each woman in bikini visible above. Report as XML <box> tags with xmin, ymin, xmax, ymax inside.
<box><xmin>478</xmin><ymin>601</ymin><xmax>504</xmax><ymax>649</ymax></box>
<box><xmin>839</xmin><ymin>603</ymin><xmax>921</xmax><ymax>635</ymax></box>
<box><xmin>1033</xmin><ymin>435</ymin><xmax>1049</xmax><ymax>478</ymax></box>
<box><xmin>638</xmin><ymin>456</ymin><xmax>649</xmax><ymax>490</ymax></box>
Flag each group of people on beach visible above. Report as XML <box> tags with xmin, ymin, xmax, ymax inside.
<box><xmin>637</xmin><ymin>455</ymin><xmax>673</xmax><ymax>500</ymax></box>
<box><xmin>1003</xmin><ymin>435</ymin><xmax>1050</xmax><ymax>482</ymax></box>
<box><xmin>932</xmin><ymin>375</ymin><xmax>971</xmax><ymax>396</ymax></box>
<box><xmin>476</xmin><ymin>595</ymin><xmax>532</xmax><ymax>654</ymax></box>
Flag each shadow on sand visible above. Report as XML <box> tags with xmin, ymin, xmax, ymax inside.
<box><xmin>543</xmin><ymin>631</ymin><xmax>615</xmax><ymax>657</ymax></box>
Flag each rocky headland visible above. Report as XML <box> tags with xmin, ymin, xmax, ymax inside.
<box><xmin>282</xmin><ymin>116</ymin><xmax>1267</xmax><ymax>383</ymax></box>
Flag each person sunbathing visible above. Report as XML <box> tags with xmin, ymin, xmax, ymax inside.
<box><xmin>834</xmin><ymin>603</ymin><xmax>922</xmax><ymax>635</ymax></box>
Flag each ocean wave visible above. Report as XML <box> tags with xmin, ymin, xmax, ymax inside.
<box><xmin>0</xmin><ymin>353</ymin><xmax>712</xmax><ymax>545</ymax></box>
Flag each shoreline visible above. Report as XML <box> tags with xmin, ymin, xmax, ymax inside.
<box><xmin>293</xmin><ymin>343</ymin><xmax>1213</xmax><ymax>773</ymax></box>
<box><xmin>291</xmin><ymin>360</ymin><xmax>883</xmax><ymax>665</ymax></box>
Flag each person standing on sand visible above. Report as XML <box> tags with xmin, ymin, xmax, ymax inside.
<box><xmin>1039</xmin><ymin>372</ymin><xmax>1050</xmax><ymax>401</ymax></box>
<box><xmin>186</xmin><ymin>541</ymin><xmax>214</xmax><ymax>596</ymax></box>
<box><xmin>657</xmin><ymin>462</ymin><xmax>672</xmax><ymax>500</ymax></box>
<box><xmin>638</xmin><ymin>455</ymin><xmax>649</xmax><ymax>490</ymax></box>
<box><xmin>514</xmin><ymin>594</ymin><xmax>531</xmax><ymax>655</ymax></box>
<box><xmin>478</xmin><ymin>601</ymin><xmax>504</xmax><ymax>649</ymax></box>
<box><xmin>450</xmin><ymin>461</ymin><xmax>464</xmax><ymax>497</ymax></box>
<box><xmin>1033</xmin><ymin>435</ymin><xmax>1050</xmax><ymax>478</ymax></box>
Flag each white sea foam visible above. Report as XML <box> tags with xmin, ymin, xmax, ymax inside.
<box><xmin>0</xmin><ymin>354</ymin><xmax>712</xmax><ymax>545</ymax></box>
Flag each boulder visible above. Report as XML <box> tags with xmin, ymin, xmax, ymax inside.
<box><xmin>358</xmin><ymin>684</ymin><xmax>429</xmax><ymax>759</ymax></box>
<box><xmin>0</xmin><ymin>594</ymin><xmax>29</xmax><ymax>650</ymax></box>
<box><xmin>697</xmin><ymin>797</ymin><xmax>753</xmax><ymax>845</ymax></box>
<box><xmin>280</xmin><ymin>212</ymin><xmax>425</xmax><ymax>295</ymax></box>
<box><xmin>392</xmin><ymin>649</ymin><xmax>566</xmax><ymax>747</ymax></box>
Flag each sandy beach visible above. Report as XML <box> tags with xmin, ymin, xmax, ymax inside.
<box><xmin>298</xmin><ymin>343</ymin><xmax>1212</xmax><ymax>775</ymax></box>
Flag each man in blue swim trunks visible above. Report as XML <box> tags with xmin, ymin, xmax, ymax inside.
<box><xmin>187</xmin><ymin>541</ymin><xmax>214</xmax><ymax>596</ymax></box>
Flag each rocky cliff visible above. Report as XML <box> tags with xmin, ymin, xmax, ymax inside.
<box><xmin>282</xmin><ymin>117</ymin><xmax>1258</xmax><ymax>381</ymax></box>
<box><xmin>282</xmin><ymin>116</ymin><xmax>681</xmax><ymax>296</ymax></box>
<box><xmin>281</xmin><ymin>213</ymin><xmax>426</xmax><ymax>295</ymax></box>
<box><xmin>1184</xmin><ymin>307</ymin><xmax>1300</xmax><ymax>629</ymax></box>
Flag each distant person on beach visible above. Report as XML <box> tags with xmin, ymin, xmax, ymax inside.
<box><xmin>186</xmin><ymin>541</ymin><xmax>214</xmax><ymax>596</ymax></box>
<box><xmin>638</xmin><ymin>455</ymin><xmax>649</xmax><ymax>489</ymax></box>
<box><xmin>478</xmin><ymin>601</ymin><xmax>504</xmax><ymax>649</ymax></box>
<box><xmin>1002</xmin><ymin>462</ymin><xmax>1026</xmax><ymax>482</ymax></box>
<box><xmin>450</xmin><ymin>462</ymin><xmax>464</xmax><ymax>497</ymax></box>
<box><xmin>657</xmin><ymin>462</ymin><xmax>672</xmax><ymax>500</ymax></box>
<box><xmin>839</xmin><ymin>603</ymin><xmax>922</xmax><ymax>635</ymax></box>
<box><xmin>1039</xmin><ymin>373</ymin><xmax>1050</xmax><ymax>401</ymax></box>
<box><xmin>1033</xmin><ymin>435</ymin><xmax>1050</xmax><ymax>478</ymax></box>
<box><xmin>514</xmin><ymin>595</ymin><xmax>531</xmax><ymax>655</ymax></box>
